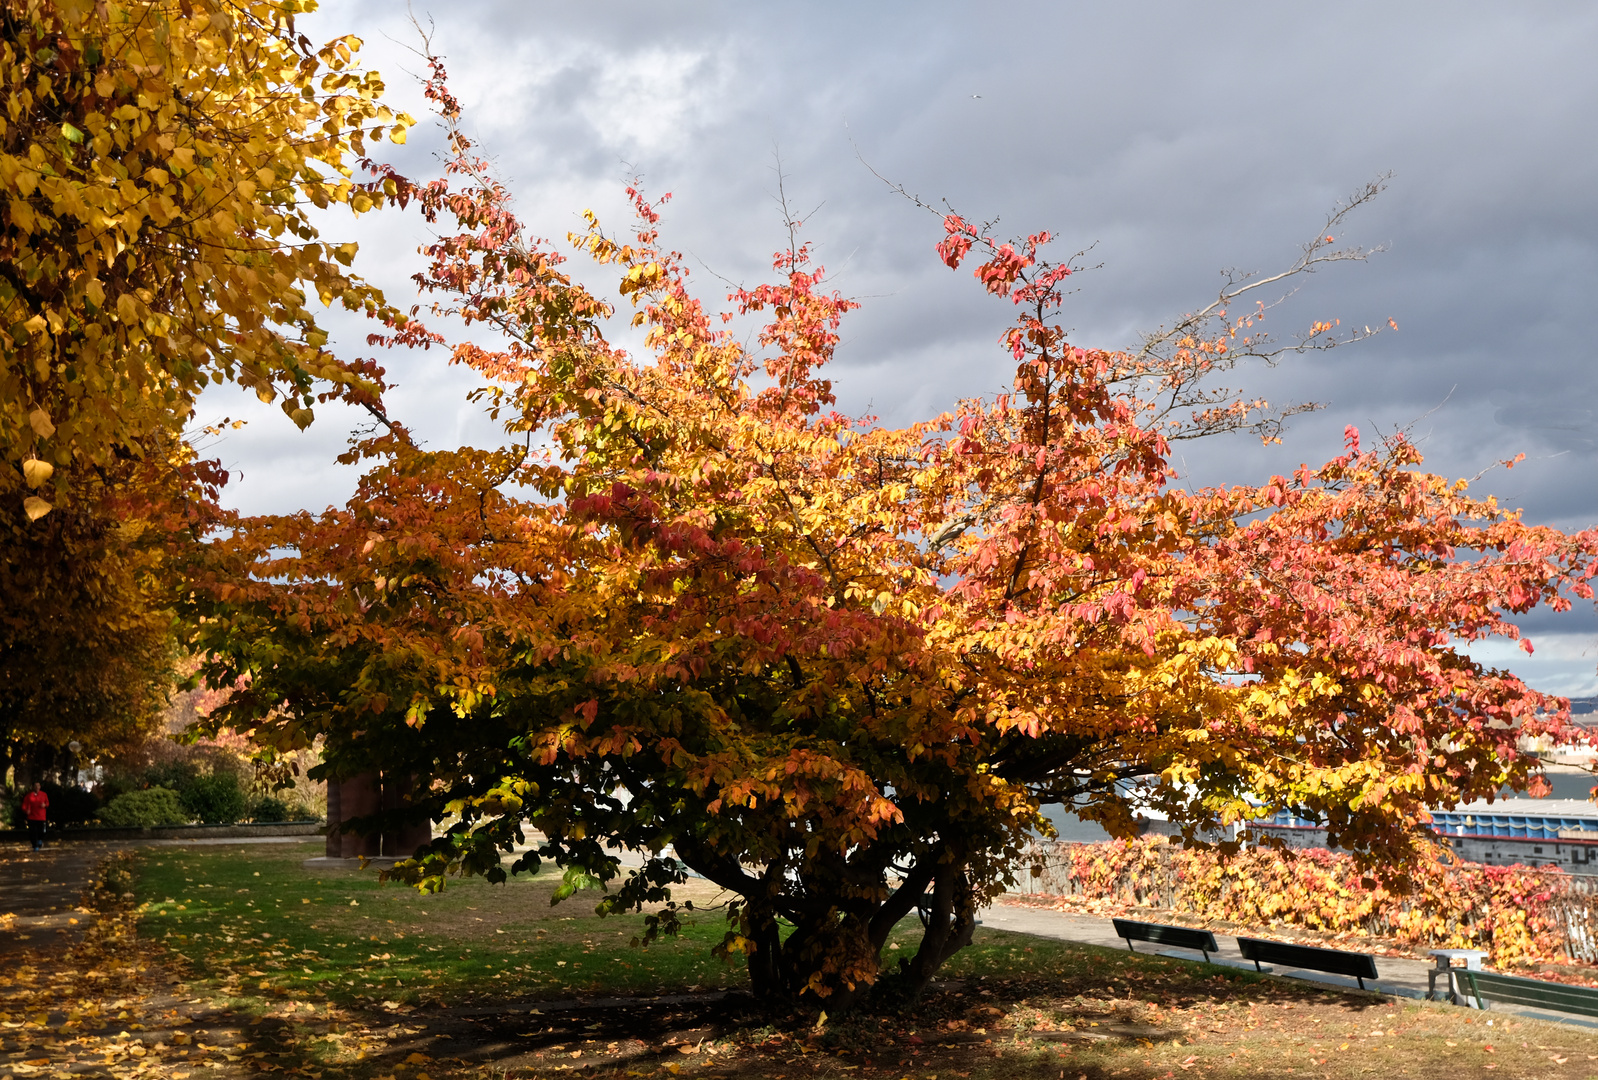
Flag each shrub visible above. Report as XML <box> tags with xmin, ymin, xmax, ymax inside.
<box><xmin>1028</xmin><ymin>835</ymin><xmax>1576</xmax><ymax>967</ymax></box>
<box><xmin>98</xmin><ymin>787</ymin><xmax>188</xmax><ymax>827</ymax></box>
<box><xmin>249</xmin><ymin>795</ymin><xmax>291</xmax><ymax>822</ymax></box>
<box><xmin>181</xmin><ymin>772</ymin><xmax>249</xmax><ymax>824</ymax></box>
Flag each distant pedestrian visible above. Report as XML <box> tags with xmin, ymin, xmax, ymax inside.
<box><xmin>21</xmin><ymin>782</ymin><xmax>48</xmax><ymax>850</ymax></box>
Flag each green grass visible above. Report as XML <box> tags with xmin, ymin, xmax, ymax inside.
<box><xmin>135</xmin><ymin>842</ymin><xmax>1274</xmax><ymax>1006</ymax></box>
<box><xmin>135</xmin><ymin>841</ymin><xmax>751</xmax><ymax>1004</ymax></box>
<box><xmin>122</xmin><ymin>844</ymin><xmax>1598</xmax><ymax>1080</ymax></box>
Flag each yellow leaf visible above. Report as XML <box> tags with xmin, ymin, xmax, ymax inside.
<box><xmin>21</xmin><ymin>460</ymin><xmax>53</xmax><ymax>488</ymax></box>
<box><xmin>23</xmin><ymin>496</ymin><xmax>52</xmax><ymax>521</ymax></box>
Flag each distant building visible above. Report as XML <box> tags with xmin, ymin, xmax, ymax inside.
<box><xmin>1529</xmin><ymin>696</ymin><xmax>1598</xmax><ymax>765</ymax></box>
<box><xmin>1257</xmin><ymin>797</ymin><xmax>1598</xmax><ymax>874</ymax></box>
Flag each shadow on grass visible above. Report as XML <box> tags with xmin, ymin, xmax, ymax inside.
<box><xmin>78</xmin><ymin>842</ymin><xmax>1593</xmax><ymax>1080</ymax></box>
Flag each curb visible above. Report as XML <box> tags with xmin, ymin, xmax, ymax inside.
<box><xmin>0</xmin><ymin>821</ymin><xmax>323</xmax><ymax>842</ymax></box>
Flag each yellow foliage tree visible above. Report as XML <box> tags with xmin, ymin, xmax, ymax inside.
<box><xmin>0</xmin><ymin>0</ymin><xmax>411</xmax><ymax>519</ymax></box>
<box><xmin>0</xmin><ymin>442</ymin><xmax>192</xmax><ymax>777</ymax></box>
<box><xmin>0</xmin><ymin>0</ymin><xmax>408</xmax><ymax>771</ymax></box>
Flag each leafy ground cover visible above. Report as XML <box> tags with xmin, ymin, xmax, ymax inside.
<box><xmin>136</xmin><ymin>842</ymin><xmax>745</xmax><ymax>1005</ymax></box>
<box><xmin>6</xmin><ymin>843</ymin><xmax>1598</xmax><ymax>1080</ymax></box>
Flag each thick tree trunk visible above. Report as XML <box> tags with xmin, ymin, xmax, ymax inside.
<box><xmin>379</xmin><ymin>773</ymin><xmax>433</xmax><ymax>857</ymax></box>
<box><xmin>675</xmin><ymin>835</ymin><xmax>974</xmax><ymax>1012</ymax></box>
<box><xmin>740</xmin><ymin>898</ymin><xmax>788</xmax><ymax>1003</ymax></box>
<box><xmin>900</xmin><ymin>860</ymin><xmax>978</xmax><ymax>999</ymax></box>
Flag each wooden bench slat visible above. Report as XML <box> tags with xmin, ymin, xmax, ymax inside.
<box><xmin>1454</xmin><ymin>969</ymin><xmax>1598</xmax><ymax>1019</ymax></box>
<box><xmin>1111</xmin><ymin>919</ymin><xmax>1219</xmax><ymax>959</ymax></box>
<box><xmin>1235</xmin><ymin>936</ymin><xmax>1379</xmax><ymax>988</ymax></box>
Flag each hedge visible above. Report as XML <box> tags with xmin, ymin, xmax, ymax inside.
<box><xmin>1021</xmin><ymin>835</ymin><xmax>1598</xmax><ymax>966</ymax></box>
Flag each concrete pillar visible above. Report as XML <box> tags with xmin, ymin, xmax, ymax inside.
<box><xmin>380</xmin><ymin>773</ymin><xmax>432</xmax><ymax>858</ymax></box>
<box><xmin>334</xmin><ymin>772</ymin><xmax>383</xmax><ymax>859</ymax></box>
<box><xmin>324</xmin><ymin>779</ymin><xmax>342</xmax><ymax>857</ymax></box>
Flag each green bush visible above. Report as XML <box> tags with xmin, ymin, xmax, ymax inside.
<box><xmin>99</xmin><ymin>787</ymin><xmax>188</xmax><ymax>827</ymax></box>
<box><xmin>249</xmin><ymin>795</ymin><xmax>291</xmax><ymax>822</ymax></box>
<box><xmin>247</xmin><ymin>794</ymin><xmax>320</xmax><ymax>822</ymax></box>
<box><xmin>180</xmin><ymin>772</ymin><xmax>248</xmax><ymax>824</ymax></box>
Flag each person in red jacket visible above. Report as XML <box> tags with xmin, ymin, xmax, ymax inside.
<box><xmin>21</xmin><ymin>782</ymin><xmax>48</xmax><ymax>850</ymax></box>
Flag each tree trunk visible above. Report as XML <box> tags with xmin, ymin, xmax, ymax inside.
<box><xmin>676</xmin><ymin>835</ymin><xmax>975</xmax><ymax>1012</ymax></box>
<box><xmin>899</xmin><ymin>860</ymin><xmax>978</xmax><ymax>999</ymax></box>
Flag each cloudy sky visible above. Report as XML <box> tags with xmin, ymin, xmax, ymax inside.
<box><xmin>203</xmin><ymin>1</ymin><xmax>1598</xmax><ymax>696</ymax></box>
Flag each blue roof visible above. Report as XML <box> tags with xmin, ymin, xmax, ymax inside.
<box><xmin>1263</xmin><ymin>798</ymin><xmax>1598</xmax><ymax>841</ymax></box>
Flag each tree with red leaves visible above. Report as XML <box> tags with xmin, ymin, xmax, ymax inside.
<box><xmin>189</xmin><ymin>54</ymin><xmax>1598</xmax><ymax>1008</ymax></box>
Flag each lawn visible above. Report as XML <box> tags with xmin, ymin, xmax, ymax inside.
<box><xmin>8</xmin><ymin>842</ymin><xmax>1598</xmax><ymax>1080</ymax></box>
<box><xmin>136</xmin><ymin>841</ymin><xmax>750</xmax><ymax>1005</ymax></box>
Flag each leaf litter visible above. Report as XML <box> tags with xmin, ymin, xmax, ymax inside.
<box><xmin>10</xmin><ymin>849</ymin><xmax>1598</xmax><ymax>1080</ymax></box>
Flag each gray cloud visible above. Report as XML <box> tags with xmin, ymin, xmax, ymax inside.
<box><xmin>199</xmin><ymin>0</ymin><xmax>1597</xmax><ymax>692</ymax></box>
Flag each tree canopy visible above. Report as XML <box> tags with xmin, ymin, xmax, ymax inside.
<box><xmin>188</xmin><ymin>56</ymin><xmax>1598</xmax><ymax>1008</ymax></box>
<box><xmin>1</xmin><ymin>0</ymin><xmax>411</xmax><ymax>516</ymax></box>
<box><xmin>0</xmin><ymin>0</ymin><xmax>408</xmax><ymax>765</ymax></box>
<box><xmin>0</xmin><ymin>437</ymin><xmax>221</xmax><ymax>773</ymax></box>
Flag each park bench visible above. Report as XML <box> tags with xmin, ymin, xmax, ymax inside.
<box><xmin>1112</xmin><ymin>918</ymin><xmax>1221</xmax><ymax>963</ymax></box>
<box><xmin>1235</xmin><ymin>936</ymin><xmax>1379</xmax><ymax>990</ymax></box>
<box><xmin>1451</xmin><ymin>968</ymin><xmax>1598</xmax><ymax>1020</ymax></box>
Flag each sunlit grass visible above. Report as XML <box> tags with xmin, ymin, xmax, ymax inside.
<box><xmin>135</xmin><ymin>841</ymin><xmax>749</xmax><ymax>1004</ymax></box>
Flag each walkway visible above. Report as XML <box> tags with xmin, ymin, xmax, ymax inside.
<box><xmin>982</xmin><ymin>897</ymin><xmax>1598</xmax><ymax>1028</ymax></box>
<box><xmin>982</xmin><ymin>900</ymin><xmax>1438</xmax><ymax>997</ymax></box>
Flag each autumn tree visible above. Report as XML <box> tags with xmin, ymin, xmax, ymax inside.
<box><xmin>0</xmin><ymin>437</ymin><xmax>221</xmax><ymax>780</ymax></box>
<box><xmin>189</xmin><ymin>55</ymin><xmax>1598</xmax><ymax>1008</ymax></box>
<box><xmin>0</xmin><ymin>0</ymin><xmax>409</xmax><ymax>764</ymax></box>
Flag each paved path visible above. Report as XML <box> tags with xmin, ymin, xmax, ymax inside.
<box><xmin>0</xmin><ymin>843</ymin><xmax>111</xmax><ymax>958</ymax></box>
<box><xmin>981</xmin><ymin>900</ymin><xmax>1441</xmax><ymax>999</ymax></box>
<box><xmin>981</xmin><ymin>899</ymin><xmax>1598</xmax><ymax>1030</ymax></box>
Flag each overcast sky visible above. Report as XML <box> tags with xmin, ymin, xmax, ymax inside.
<box><xmin>202</xmin><ymin>1</ymin><xmax>1598</xmax><ymax>696</ymax></box>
